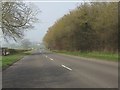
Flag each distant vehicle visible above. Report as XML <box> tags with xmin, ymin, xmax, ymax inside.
<box><xmin>1</xmin><ymin>47</ymin><xmax>10</xmax><ymax>56</ymax></box>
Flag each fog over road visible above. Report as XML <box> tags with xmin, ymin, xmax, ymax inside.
<box><xmin>3</xmin><ymin>50</ymin><xmax>118</xmax><ymax>88</ymax></box>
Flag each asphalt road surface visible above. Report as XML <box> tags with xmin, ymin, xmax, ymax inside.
<box><xmin>2</xmin><ymin>50</ymin><xmax>118</xmax><ymax>88</ymax></box>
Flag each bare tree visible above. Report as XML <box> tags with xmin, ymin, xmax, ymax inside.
<box><xmin>1</xmin><ymin>2</ymin><xmax>39</xmax><ymax>41</ymax></box>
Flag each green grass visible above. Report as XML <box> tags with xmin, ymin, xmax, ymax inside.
<box><xmin>2</xmin><ymin>50</ymin><xmax>32</xmax><ymax>70</ymax></box>
<box><xmin>0</xmin><ymin>56</ymin><xmax>2</xmax><ymax>69</ymax></box>
<box><xmin>53</xmin><ymin>50</ymin><xmax>118</xmax><ymax>61</ymax></box>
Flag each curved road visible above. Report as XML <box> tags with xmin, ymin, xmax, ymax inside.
<box><xmin>3</xmin><ymin>50</ymin><xmax>118</xmax><ymax>88</ymax></box>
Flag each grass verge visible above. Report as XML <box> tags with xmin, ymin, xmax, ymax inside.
<box><xmin>2</xmin><ymin>50</ymin><xmax>32</xmax><ymax>70</ymax></box>
<box><xmin>53</xmin><ymin>50</ymin><xmax>118</xmax><ymax>61</ymax></box>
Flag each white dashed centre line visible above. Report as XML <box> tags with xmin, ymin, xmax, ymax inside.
<box><xmin>61</xmin><ymin>64</ymin><xmax>72</xmax><ymax>71</ymax></box>
<box><xmin>44</xmin><ymin>55</ymin><xmax>54</xmax><ymax>61</ymax></box>
<box><xmin>50</xmin><ymin>58</ymin><xmax>54</xmax><ymax>61</ymax></box>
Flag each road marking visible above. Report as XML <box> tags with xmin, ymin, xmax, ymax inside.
<box><xmin>44</xmin><ymin>55</ymin><xmax>54</xmax><ymax>61</ymax></box>
<box><xmin>50</xmin><ymin>58</ymin><xmax>54</xmax><ymax>61</ymax></box>
<box><xmin>45</xmin><ymin>55</ymin><xmax>48</xmax><ymax>58</ymax></box>
<box><xmin>61</xmin><ymin>64</ymin><xmax>72</xmax><ymax>71</ymax></box>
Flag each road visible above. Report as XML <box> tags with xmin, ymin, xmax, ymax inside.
<box><xmin>2</xmin><ymin>50</ymin><xmax>118</xmax><ymax>88</ymax></box>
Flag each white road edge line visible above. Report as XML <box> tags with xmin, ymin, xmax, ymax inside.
<box><xmin>61</xmin><ymin>64</ymin><xmax>72</xmax><ymax>71</ymax></box>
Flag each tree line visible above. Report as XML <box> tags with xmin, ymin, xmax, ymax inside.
<box><xmin>43</xmin><ymin>2</ymin><xmax>118</xmax><ymax>53</ymax></box>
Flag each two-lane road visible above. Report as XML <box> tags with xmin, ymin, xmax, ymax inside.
<box><xmin>3</xmin><ymin>50</ymin><xmax>118</xmax><ymax>88</ymax></box>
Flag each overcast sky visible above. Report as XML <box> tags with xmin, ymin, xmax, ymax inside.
<box><xmin>24</xmin><ymin>2</ymin><xmax>81</xmax><ymax>43</ymax></box>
